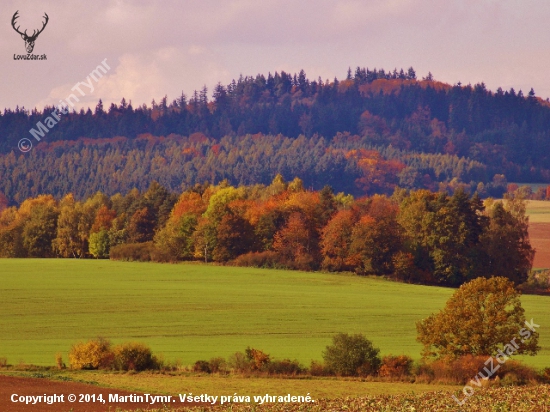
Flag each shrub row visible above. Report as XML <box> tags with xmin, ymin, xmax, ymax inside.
<box><xmin>190</xmin><ymin>350</ymin><xmax>548</xmax><ymax>386</ymax></box>
<box><xmin>109</xmin><ymin>243</ymin><xmax>155</xmax><ymax>262</ymax></box>
<box><xmin>414</xmin><ymin>355</ymin><xmax>542</xmax><ymax>386</ymax></box>
<box><xmin>65</xmin><ymin>336</ymin><xmax>549</xmax><ymax>386</ymax></box>
<box><xmin>110</xmin><ymin>245</ymin><xmax>308</xmax><ymax>268</ymax></box>
<box><xmin>109</xmin><ymin>242</ymin><xmax>174</xmax><ymax>263</ymax></box>
<box><xmin>68</xmin><ymin>338</ymin><xmax>160</xmax><ymax>371</ymax></box>
<box><xmin>193</xmin><ymin>348</ymin><xmax>305</xmax><ymax>376</ymax></box>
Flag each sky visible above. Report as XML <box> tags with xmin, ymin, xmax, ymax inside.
<box><xmin>1</xmin><ymin>0</ymin><xmax>550</xmax><ymax>111</ymax></box>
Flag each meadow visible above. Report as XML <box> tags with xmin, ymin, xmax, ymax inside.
<box><xmin>0</xmin><ymin>259</ymin><xmax>549</xmax><ymax>370</ymax></box>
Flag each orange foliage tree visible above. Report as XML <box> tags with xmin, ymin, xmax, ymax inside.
<box><xmin>91</xmin><ymin>205</ymin><xmax>116</xmax><ymax>233</ymax></box>
<box><xmin>321</xmin><ymin>209</ymin><xmax>356</xmax><ymax>271</ymax></box>
<box><xmin>346</xmin><ymin>149</ymin><xmax>405</xmax><ymax>194</ymax></box>
<box><xmin>273</xmin><ymin>212</ymin><xmax>315</xmax><ymax>270</ymax></box>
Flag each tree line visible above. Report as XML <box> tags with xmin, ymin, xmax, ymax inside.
<box><xmin>2</xmin><ymin>66</ymin><xmax>550</xmax><ymax>184</ymax></box>
<box><xmin>0</xmin><ymin>178</ymin><xmax>534</xmax><ymax>287</ymax></box>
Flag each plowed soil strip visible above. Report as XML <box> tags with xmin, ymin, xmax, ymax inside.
<box><xmin>530</xmin><ymin>223</ymin><xmax>550</xmax><ymax>269</ymax></box>
<box><xmin>0</xmin><ymin>375</ymin><xmax>205</xmax><ymax>412</ymax></box>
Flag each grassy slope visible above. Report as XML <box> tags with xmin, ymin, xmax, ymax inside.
<box><xmin>0</xmin><ymin>260</ymin><xmax>548</xmax><ymax>369</ymax></box>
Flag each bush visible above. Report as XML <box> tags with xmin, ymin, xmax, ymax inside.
<box><xmin>228</xmin><ymin>351</ymin><xmax>252</xmax><ymax>373</ymax></box>
<box><xmin>0</xmin><ymin>357</ymin><xmax>7</xmax><ymax>367</ymax></box>
<box><xmin>267</xmin><ymin>359</ymin><xmax>304</xmax><ymax>375</ymax></box>
<box><xmin>520</xmin><ymin>270</ymin><xmax>550</xmax><ymax>294</ymax></box>
<box><xmin>150</xmin><ymin>247</ymin><xmax>176</xmax><ymax>263</ymax></box>
<box><xmin>109</xmin><ymin>242</ymin><xmax>155</xmax><ymax>262</ymax></box>
<box><xmin>55</xmin><ymin>353</ymin><xmax>65</xmax><ymax>370</ymax></box>
<box><xmin>245</xmin><ymin>347</ymin><xmax>271</xmax><ymax>371</ymax></box>
<box><xmin>322</xmin><ymin>333</ymin><xmax>381</xmax><ymax>377</ymax></box>
<box><xmin>416</xmin><ymin>356</ymin><xmax>540</xmax><ymax>386</ymax></box>
<box><xmin>199</xmin><ymin>350</ymin><xmax>304</xmax><ymax>376</ymax></box>
<box><xmin>379</xmin><ymin>355</ymin><xmax>413</xmax><ymax>379</ymax></box>
<box><xmin>412</xmin><ymin>361</ymin><xmax>435</xmax><ymax>383</ymax></box>
<box><xmin>113</xmin><ymin>342</ymin><xmax>156</xmax><ymax>371</ymax></box>
<box><xmin>209</xmin><ymin>357</ymin><xmax>228</xmax><ymax>374</ymax></box>
<box><xmin>232</xmin><ymin>251</ymin><xmax>281</xmax><ymax>269</ymax></box>
<box><xmin>498</xmin><ymin>360</ymin><xmax>538</xmax><ymax>385</ymax></box>
<box><xmin>428</xmin><ymin>355</ymin><xmax>488</xmax><ymax>384</ymax></box>
<box><xmin>68</xmin><ymin>338</ymin><xmax>114</xmax><ymax>370</ymax></box>
<box><xmin>288</xmin><ymin>254</ymin><xmax>317</xmax><ymax>271</ymax></box>
<box><xmin>232</xmin><ymin>251</ymin><xmax>317</xmax><ymax>271</ymax></box>
<box><xmin>539</xmin><ymin>367</ymin><xmax>550</xmax><ymax>384</ymax></box>
<box><xmin>309</xmin><ymin>360</ymin><xmax>327</xmax><ymax>376</ymax></box>
<box><xmin>193</xmin><ymin>360</ymin><xmax>211</xmax><ymax>373</ymax></box>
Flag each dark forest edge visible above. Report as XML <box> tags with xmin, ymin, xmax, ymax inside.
<box><xmin>2</xmin><ymin>66</ymin><xmax>550</xmax><ymax>201</ymax></box>
<box><xmin>0</xmin><ymin>177</ymin><xmax>546</xmax><ymax>289</ymax></box>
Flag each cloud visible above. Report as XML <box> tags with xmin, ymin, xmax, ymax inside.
<box><xmin>3</xmin><ymin>0</ymin><xmax>550</xmax><ymax>111</ymax></box>
<box><xmin>35</xmin><ymin>46</ymin><xmax>230</xmax><ymax>110</ymax></box>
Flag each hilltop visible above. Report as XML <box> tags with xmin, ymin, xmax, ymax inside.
<box><xmin>1</xmin><ymin>67</ymin><xmax>550</xmax><ymax>200</ymax></box>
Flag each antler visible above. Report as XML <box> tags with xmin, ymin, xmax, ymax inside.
<box><xmin>28</xmin><ymin>13</ymin><xmax>49</xmax><ymax>39</ymax></box>
<box><xmin>11</xmin><ymin>11</ymin><xmax>26</xmax><ymax>37</ymax></box>
<box><xmin>11</xmin><ymin>11</ymin><xmax>49</xmax><ymax>40</ymax></box>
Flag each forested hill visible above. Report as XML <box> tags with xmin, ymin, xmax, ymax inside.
<box><xmin>1</xmin><ymin>66</ymin><xmax>550</xmax><ymax>201</ymax></box>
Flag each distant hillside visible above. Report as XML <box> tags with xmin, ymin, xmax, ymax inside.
<box><xmin>1</xmin><ymin>66</ymin><xmax>550</xmax><ymax>201</ymax></box>
<box><xmin>0</xmin><ymin>133</ymin><xmax>501</xmax><ymax>202</ymax></box>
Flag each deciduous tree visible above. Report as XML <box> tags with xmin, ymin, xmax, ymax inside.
<box><xmin>416</xmin><ymin>277</ymin><xmax>539</xmax><ymax>359</ymax></box>
<box><xmin>89</xmin><ymin>229</ymin><xmax>110</xmax><ymax>258</ymax></box>
<box><xmin>481</xmin><ymin>199</ymin><xmax>534</xmax><ymax>285</ymax></box>
<box><xmin>321</xmin><ymin>209</ymin><xmax>355</xmax><ymax>271</ymax></box>
<box><xmin>346</xmin><ymin>196</ymin><xmax>402</xmax><ymax>275</ymax></box>
<box><xmin>213</xmin><ymin>212</ymin><xmax>255</xmax><ymax>261</ymax></box>
<box><xmin>54</xmin><ymin>195</ymin><xmax>85</xmax><ymax>258</ymax></box>
<box><xmin>273</xmin><ymin>212</ymin><xmax>315</xmax><ymax>269</ymax></box>
<box><xmin>90</xmin><ymin>205</ymin><xmax>116</xmax><ymax>234</ymax></box>
<box><xmin>127</xmin><ymin>207</ymin><xmax>155</xmax><ymax>243</ymax></box>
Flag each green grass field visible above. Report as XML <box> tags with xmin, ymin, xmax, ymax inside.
<box><xmin>0</xmin><ymin>259</ymin><xmax>549</xmax><ymax>370</ymax></box>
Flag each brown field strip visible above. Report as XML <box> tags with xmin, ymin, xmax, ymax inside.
<box><xmin>530</xmin><ymin>222</ymin><xmax>550</xmax><ymax>269</ymax></box>
<box><xmin>0</xmin><ymin>375</ymin><xmax>205</xmax><ymax>412</ymax></box>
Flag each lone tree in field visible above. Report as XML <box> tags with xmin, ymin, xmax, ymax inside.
<box><xmin>416</xmin><ymin>277</ymin><xmax>539</xmax><ymax>359</ymax></box>
<box><xmin>322</xmin><ymin>333</ymin><xmax>381</xmax><ymax>376</ymax></box>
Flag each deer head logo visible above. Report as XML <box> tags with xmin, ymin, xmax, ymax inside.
<box><xmin>11</xmin><ymin>11</ymin><xmax>49</xmax><ymax>54</ymax></box>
